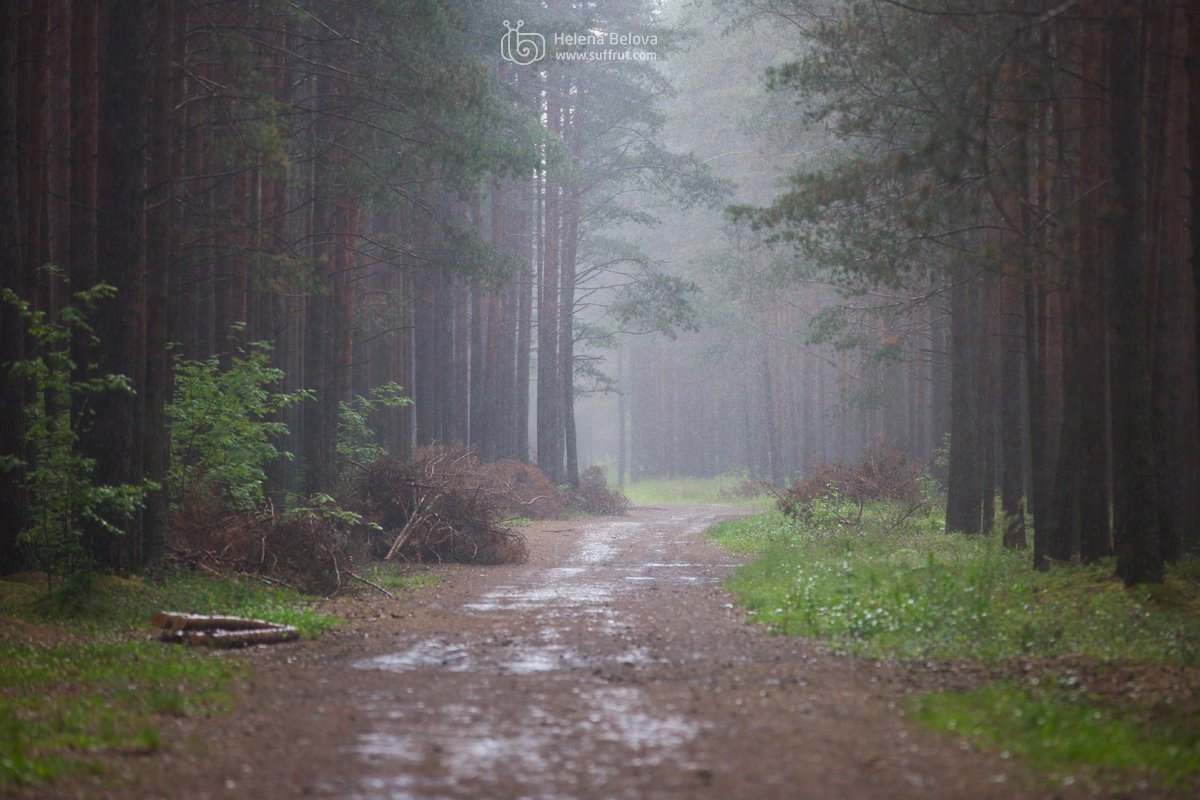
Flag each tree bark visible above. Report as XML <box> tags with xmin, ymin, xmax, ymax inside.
<box><xmin>946</xmin><ymin>271</ymin><xmax>982</xmax><ymax>534</ymax></box>
<box><xmin>1108</xmin><ymin>0</ymin><xmax>1163</xmax><ymax>585</ymax></box>
<box><xmin>86</xmin><ymin>0</ymin><xmax>147</xmax><ymax>570</ymax></box>
<box><xmin>0</xmin><ymin>0</ymin><xmax>25</xmax><ymax>570</ymax></box>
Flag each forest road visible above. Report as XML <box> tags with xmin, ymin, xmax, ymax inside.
<box><xmin>44</xmin><ymin>505</ymin><xmax>1072</xmax><ymax>800</ymax></box>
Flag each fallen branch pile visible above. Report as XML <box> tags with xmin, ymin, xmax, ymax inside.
<box><xmin>353</xmin><ymin>446</ymin><xmax>528</xmax><ymax>565</ymax></box>
<box><xmin>776</xmin><ymin>440</ymin><xmax>922</xmax><ymax>520</ymax></box>
<box><xmin>163</xmin><ymin>486</ymin><xmax>360</xmax><ymax>594</ymax></box>
<box><xmin>569</xmin><ymin>466</ymin><xmax>631</xmax><ymax>516</ymax></box>
<box><xmin>152</xmin><ymin>611</ymin><xmax>299</xmax><ymax>648</ymax></box>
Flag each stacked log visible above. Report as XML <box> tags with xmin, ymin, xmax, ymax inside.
<box><xmin>152</xmin><ymin>612</ymin><xmax>299</xmax><ymax>648</ymax></box>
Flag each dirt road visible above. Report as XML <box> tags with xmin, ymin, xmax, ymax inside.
<box><xmin>40</xmin><ymin>505</ymin><xmax>1068</xmax><ymax>799</ymax></box>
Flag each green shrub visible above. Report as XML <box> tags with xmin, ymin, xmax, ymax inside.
<box><xmin>337</xmin><ymin>381</ymin><xmax>411</xmax><ymax>473</ymax></box>
<box><xmin>1</xmin><ymin>276</ymin><xmax>150</xmax><ymax>586</ymax></box>
<box><xmin>166</xmin><ymin>333</ymin><xmax>311</xmax><ymax>510</ymax></box>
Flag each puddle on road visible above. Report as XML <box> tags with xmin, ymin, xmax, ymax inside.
<box><xmin>356</xmin><ymin>637</ymin><xmax>583</xmax><ymax>675</ymax></box>
<box><xmin>347</xmin><ymin>685</ymin><xmax>703</xmax><ymax>800</ymax></box>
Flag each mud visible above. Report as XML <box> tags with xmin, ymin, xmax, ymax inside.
<box><xmin>28</xmin><ymin>505</ymin><xmax>1090</xmax><ymax>800</ymax></box>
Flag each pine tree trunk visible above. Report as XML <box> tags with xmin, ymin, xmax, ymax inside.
<box><xmin>537</xmin><ymin>94</ymin><xmax>562</xmax><ymax>481</ymax></box>
<box><xmin>1108</xmin><ymin>0</ymin><xmax>1163</xmax><ymax>585</ymax></box>
<box><xmin>0</xmin><ymin>0</ymin><xmax>25</xmax><ymax>570</ymax></box>
<box><xmin>946</xmin><ymin>271</ymin><xmax>982</xmax><ymax>533</ymax></box>
<box><xmin>1190</xmin><ymin>0</ymin><xmax>1200</xmax><ymax>555</ymax></box>
<box><xmin>999</xmin><ymin>275</ymin><xmax>1026</xmax><ymax>548</ymax></box>
<box><xmin>87</xmin><ymin>0</ymin><xmax>147</xmax><ymax>570</ymax></box>
<box><xmin>1077</xmin><ymin>3</ymin><xmax>1112</xmax><ymax>561</ymax></box>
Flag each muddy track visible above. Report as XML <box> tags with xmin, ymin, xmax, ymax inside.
<box><xmin>36</xmin><ymin>505</ymin><xmax>1075</xmax><ymax>800</ymax></box>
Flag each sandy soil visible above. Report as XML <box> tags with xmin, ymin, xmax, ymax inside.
<box><xmin>25</xmin><ymin>505</ymin><xmax>1095</xmax><ymax>800</ymax></box>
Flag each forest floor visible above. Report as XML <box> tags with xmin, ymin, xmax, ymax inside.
<box><xmin>14</xmin><ymin>505</ymin><xmax>1151</xmax><ymax>800</ymax></box>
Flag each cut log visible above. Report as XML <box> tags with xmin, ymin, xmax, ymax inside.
<box><xmin>184</xmin><ymin>626</ymin><xmax>300</xmax><ymax>648</ymax></box>
<box><xmin>151</xmin><ymin>611</ymin><xmax>284</xmax><ymax>632</ymax></box>
<box><xmin>152</xmin><ymin>611</ymin><xmax>300</xmax><ymax>648</ymax></box>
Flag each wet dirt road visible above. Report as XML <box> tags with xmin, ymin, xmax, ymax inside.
<box><xmin>322</xmin><ymin>505</ymin><xmax>1048</xmax><ymax>800</ymax></box>
<box><xmin>35</xmin><ymin>505</ymin><xmax>1068</xmax><ymax>800</ymax></box>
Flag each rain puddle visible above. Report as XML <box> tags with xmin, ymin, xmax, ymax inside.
<box><xmin>355</xmin><ymin>637</ymin><xmax>584</xmax><ymax>675</ymax></box>
<box><xmin>347</xmin><ymin>685</ymin><xmax>704</xmax><ymax>800</ymax></box>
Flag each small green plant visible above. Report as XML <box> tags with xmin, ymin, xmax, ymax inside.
<box><xmin>166</xmin><ymin>331</ymin><xmax>312</xmax><ymax>510</ymax></box>
<box><xmin>287</xmin><ymin>492</ymin><xmax>381</xmax><ymax>532</ymax></box>
<box><xmin>337</xmin><ymin>381</ymin><xmax>411</xmax><ymax>472</ymax></box>
<box><xmin>1</xmin><ymin>275</ymin><xmax>151</xmax><ymax>587</ymax></box>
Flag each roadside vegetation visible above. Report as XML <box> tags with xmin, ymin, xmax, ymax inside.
<box><xmin>708</xmin><ymin>500</ymin><xmax>1200</xmax><ymax>792</ymax></box>
<box><xmin>0</xmin><ymin>302</ymin><xmax>622</xmax><ymax>790</ymax></box>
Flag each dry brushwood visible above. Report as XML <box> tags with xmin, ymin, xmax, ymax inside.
<box><xmin>568</xmin><ymin>466</ymin><xmax>631</xmax><ymax>516</ymax></box>
<box><xmin>777</xmin><ymin>440</ymin><xmax>921</xmax><ymax>519</ymax></box>
<box><xmin>352</xmin><ymin>446</ymin><xmax>528</xmax><ymax>565</ymax></box>
<box><xmin>162</xmin><ymin>483</ymin><xmax>364</xmax><ymax>594</ymax></box>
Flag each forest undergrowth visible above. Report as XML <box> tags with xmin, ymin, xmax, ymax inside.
<box><xmin>0</xmin><ymin>569</ymin><xmax>343</xmax><ymax>786</ymax></box>
<box><xmin>1</xmin><ymin>443</ymin><xmax>628</xmax><ymax>789</ymax></box>
<box><xmin>707</xmin><ymin>501</ymin><xmax>1200</xmax><ymax>793</ymax></box>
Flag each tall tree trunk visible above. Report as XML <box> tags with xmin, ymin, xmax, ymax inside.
<box><xmin>0</xmin><ymin>0</ymin><xmax>26</xmax><ymax>570</ymax></box>
<box><xmin>142</xmin><ymin>0</ymin><xmax>178</xmax><ymax>563</ymax></box>
<box><xmin>946</xmin><ymin>271</ymin><xmax>982</xmax><ymax>533</ymax></box>
<box><xmin>86</xmin><ymin>0</ymin><xmax>147</xmax><ymax>570</ymax></box>
<box><xmin>999</xmin><ymin>275</ymin><xmax>1026</xmax><ymax>548</ymax></box>
<box><xmin>1108</xmin><ymin>0</ymin><xmax>1162</xmax><ymax>584</ymax></box>
<box><xmin>537</xmin><ymin>94</ymin><xmax>562</xmax><ymax>481</ymax></box>
<box><xmin>1077</xmin><ymin>3</ymin><xmax>1112</xmax><ymax>561</ymax></box>
<box><xmin>515</xmin><ymin>171</ymin><xmax>533</xmax><ymax>462</ymax></box>
<box><xmin>560</xmin><ymin>176</ymin><xmax>579</xmax><ymax>486</ymax></box>
<box><xmin>1189</xmin><ymin>0</ymin><xmax>1200</xmax><ymax>555</ymax></box>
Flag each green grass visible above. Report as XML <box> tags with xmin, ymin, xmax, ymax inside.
<box><xmin>362</xmin><ymin>565</ymin><xmax>441</xmax><ymax>593</ymax></box>
<box><xmin>707</xmin><ymin>501</ymin><xmax>1200</xmax><ymax>791</ymax></box>
<box><xmin>0</xmin><ymin>569</ymin><xmax>342</xmax><ymax>786</ymax></box>
<box><xmin>912</xmin><ymin>684</ymin><xmax>1200</xmax><ymax>790</ymax></box>
<box><xmin>0</xmin><ymin>639</ymin><xmax>236</xmax><ymax>786</ymax></box>
<box><xmin>624</xmin><ymin>475</ymin><xmax>769</xmax><ymax>506</ymax></box>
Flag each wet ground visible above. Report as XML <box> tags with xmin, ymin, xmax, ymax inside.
<box><xmin>32</xmin><ymin>505</ymin><xmax>1078</xmax><ymax>800</ymax></box>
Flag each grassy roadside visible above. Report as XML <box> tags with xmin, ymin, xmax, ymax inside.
<box><xmin>0</xmin><ymin>569</ymin><xmax>343</xmax><ymax>788</ymax></box>
<box><xmin>624</xmin><ymin>475</ymin><xmax>769</xmax><ymax>507</ymax></box>
<box><xmin>706</xmin><ymin>502</ymin><xmax>1200</xmax><ymax>793</ymax></box>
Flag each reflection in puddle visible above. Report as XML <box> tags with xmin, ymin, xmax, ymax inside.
<box><xmin>356</xmin><ymin>637</ymin><xmax>585</xmax><ymax>675</ymax></box>
<box><xmin>347</xmin><ymin>685</ymin><xmax>703</xmax><ymax>799</ymax></box>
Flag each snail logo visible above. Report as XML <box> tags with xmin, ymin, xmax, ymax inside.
<box><xmin>501</xmin><ymin>20</ymin><xmax>545</xmax><ymax>66</ymax></box>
